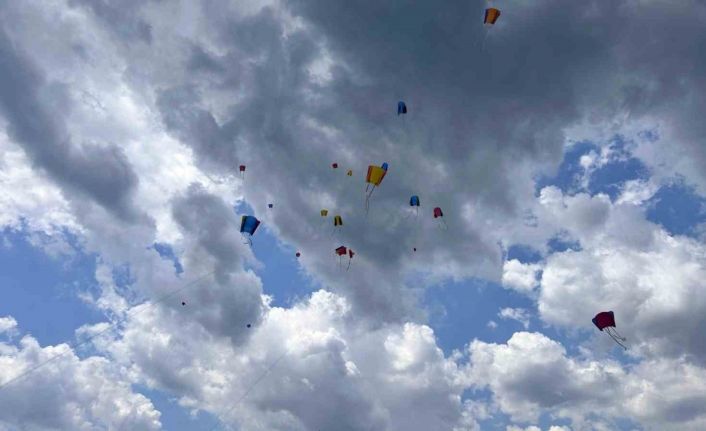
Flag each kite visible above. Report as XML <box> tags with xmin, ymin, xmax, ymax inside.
<box><xmin>484</xmin><ymin>7</ymin><xmax>501</xmax><ymax>26</ymax></box>
<box><xmin>239</xmin><ymin>165</ymin><xmax>246</xmax><ymax>179</ymax></box>
<box><xmin>240</xmin><ymin>215</ymin><xmax>261</xmax><ymax>246</ymax></box>
<box><xmin>296</xmin><ymin>252</ymin><xmax>301</xmax><ymax>258</ymax></box>
<box><xmin>365</xmin><ymin>162</ymin><xmax>388</xmax><ymax>213</ymax></box>
<box><xmin>332</xmin><ymin>163</ymin><xmax>338</xmax><ymax>169</ymax></box>
<box><xmin>409</xmin><ymin>195</ymin><xmax>420</xmax><ymax>217</ymax></box>
<box><xmin>433</xmin><ymin>207</ymin><xmax>448</xmax><ymax>230</ymax></box>
<box><xmin>268</xmin><ymin>203</ymin><xmax>273</xmax><ymax>209</ymax></box>
<box><xmin>347</xmin><ymin>169</ymin><xmax>353</xmax><ymax>176</ymax></box>
<box><xmin>593</xmin><ymin>311</ymin><xmax>628</xmax><ymax>350</ymax></box>
<box><xmin>398</xmin><ymin>101</ymin><xmax>407</xmax><ymax>115</ymax></box>
<box><xmin>405</xmin><ymin>195</ymin><xmax>422</xmax><ymax>250</ymax></box>
<box><xmin>333</xmin><ymin>215</ymin><xmax>343</xmax><ymax>236</ymax></box>
<box><xmin>481</xmin><ymin>7</ymin><xmax>501</xmax><ymax>51</ymax></box>
<box><xmin>335</xmin><ymin>246</ymin><xmax>355</xmax><ymax>270</ymax></box>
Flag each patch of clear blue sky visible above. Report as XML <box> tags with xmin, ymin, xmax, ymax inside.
<box><xmin>590</xmin><ymin>136</ymin><xmax>650</xmax><ymax>200</ymax></box>
<box><xmin>153</xmin><ymin>243</ymin><xmax>184</xmax><ymax>274</ymax></box>
<box><xmin>506</xmin><ymin>244</ymin><xmax>543</xmax><ymax>263</ymax></box>
<box><xmin>0</xmin><ymin>227</ymin><xmax>102</xmax><ymax>346</ymax></box>
<box><xmin>535</xmin><ymin>136</ymin><xmax>650</xmax><ymax>200</ymax></box>
<box><xmin>426</xmin><ymin>278</ymin><xmax>537</xmax><ymax>350</ymax></box>
<box><xmin>535</xmin><ymin>140</ymin><xmax>599</xmax><ymax>195</ymax></box>
<box><xmin>234</xmin><ymin>201</ymin><xmax>316</xmax><ymax>307</ymax></box>
<box><xmin>547</xmin><ymin>233</ymin><xmax>582</xmax><ymax>253</ymax></box>
<box><xmin>646</xmin><ymin>179</ymin><xmax>706</xmax><ymax>237</ymax></box>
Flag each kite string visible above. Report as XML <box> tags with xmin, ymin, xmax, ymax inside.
<box><xmin>208</xmin><ymin>347</ymin><xmax>291</xmax><ymax>431</ymax></box>
<box><xmin>0</xmin><ymin>269</ymin><xmax>216</xmax><ymax>393</ymax></box>
<box><xmin>480</xmin><ymin>30</ymin><xmax>489</xmax><ymax>52</ymax></box>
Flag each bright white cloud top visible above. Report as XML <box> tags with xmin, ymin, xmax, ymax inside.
<box><xmin>1</xmin><ymin>0</ymin><xmax>706</xmax><ymax>430</ymax></box>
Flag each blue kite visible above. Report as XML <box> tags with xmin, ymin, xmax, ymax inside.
<box><xmin>397</xmin><ymin>101</ymin><xmax>407</xmax><ymax>115</ymax></box>
<box><xmin>240</xmin><ymin>215</ymin><xmax>261</xmax><ymax>245</ymax></box>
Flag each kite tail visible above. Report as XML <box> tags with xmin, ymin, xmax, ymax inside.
<box><xmin>606</xmin><ymin>328</ymin><xmax>628</xmax><ymax>350</ymax></box>
<box><xmin>607</xmin><ymin>327</ymin><xmax>627</xmax><ymax>342</ymax></box>
<box><xmin>365</xmin><ymin>186</ymin><xmax>376</xmax><ymax>214</ymax></box>
<box><xmin>480</xmin><ymin>31</ymin><xmax>489</xmax><ymax>52</ymax></box>
<box><xmin>346</xmin><ymin>258</ymin><xmax>352</xmax><ymax>271</ymax></box>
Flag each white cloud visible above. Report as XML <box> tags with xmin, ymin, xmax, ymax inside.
<box><xmin>538</xmin><ymin>194</ymin><xmax>706</xmax><ymax>362</ymax></box>
<box><xmin>0</xmin><ymin>317</ymin><xmax>17</xmax><ymax>336</ymax></box>
<box><xmin>502</xmin><ymin>259</ymin><xmax>542</xmax><ymax>292</ymax></box>
<box><xmin>469</xmin><ymin>332</ymin><xmax>623</xmax><ymax>424</ymax></box>
<box><xmin>0</xmin><ymin>328</ymin><xmax>160</xmax><ymax>430</ymax></box>
<box><xmin>617</xmin><ymin>179</ymin><xmax>660</xmax><ymax>205</ymax></box>
<box><xmin>470</xmin><ymin>332</ymin><xmax>706</xmax><ymax>430</ymax></box>
<box><xmin>0</xmin><ymin>132</ymin><xmax>80</xmax><ymax>236</ymax></box>
<box><xmin>498</xmin><ymin>308</ymin><xmax>531</xmax><ymax>329</ymax></box>
<box><xmin>83</xmin><ymin>290</ymin><xmax>483</xmax><ymax>431</ymax></box>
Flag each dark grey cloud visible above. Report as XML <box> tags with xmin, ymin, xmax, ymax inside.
<box><xmin>150</xmin><ymin>4</ymin><xmax>505</xmax><ymax>321</ymax></box>
<box><xmin>0</xmin><ymin>25</ymin><xmax>143</xmax><ymax>223</ymax></box>
<box><xmin>186</xmin><ymin>0</ymin><xmax>706</xmax><ymax>323</ymax></box>
<box><xmin>171</xmin><ymin>183</ymin><xmax>266</xmax><ymax>343</ymax></box>
<box><xmin>68</xmin><ymin>0</ymin><xmax>154</xmax><ymax>43</ymax></box>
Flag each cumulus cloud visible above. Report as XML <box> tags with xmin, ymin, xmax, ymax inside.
<box><xmin>502</xmin><ymin>260</ymin><xmax>542</xmax><ymax>292</ymax></box>
<box><xmin>0</xmin><ymin>133</ymin><xmax>80</xmax><ymax>236</ymax></box>
<box><xmin>498</xmin><ymin>308</ymin><xmax>531</xmax><ymax>329</ymax></box>
<box><xmin>469</xmin><ymin>332</ymin><xmax>623</xmax><ymax>424</ymax></box>
<box><xmin>536</xmin><ymin>187</ymin><xmax>706</xmax><ymax>363</ymax></box>
<box><xmin>0</xmin><ymin>326</ymin><xmax>160</xmax><ymax>430</ymax></box>
<box><xmin>0</xmin><ymin>317</ymin><xmax>17</xmax><ymax>336</ymax></box>
<box><xmin>87</xmin><ymin>290</ymin><xmax>481</xmax><ymax>431</ymax></box>
<box><xmin>469</xmin><ymin>332</ymin><xmax>706</xmax><ymax>430</ymax></box>
<box><xmin>0</xmin><ymin>25</ymin><xmax>143</xmax><ymax>223</ymax></box>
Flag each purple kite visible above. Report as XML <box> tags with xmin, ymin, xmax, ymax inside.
<box><xmin>593</xmin><ymin>311</ymin><xmax>627</xmax><ymax>349</ymax></box>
